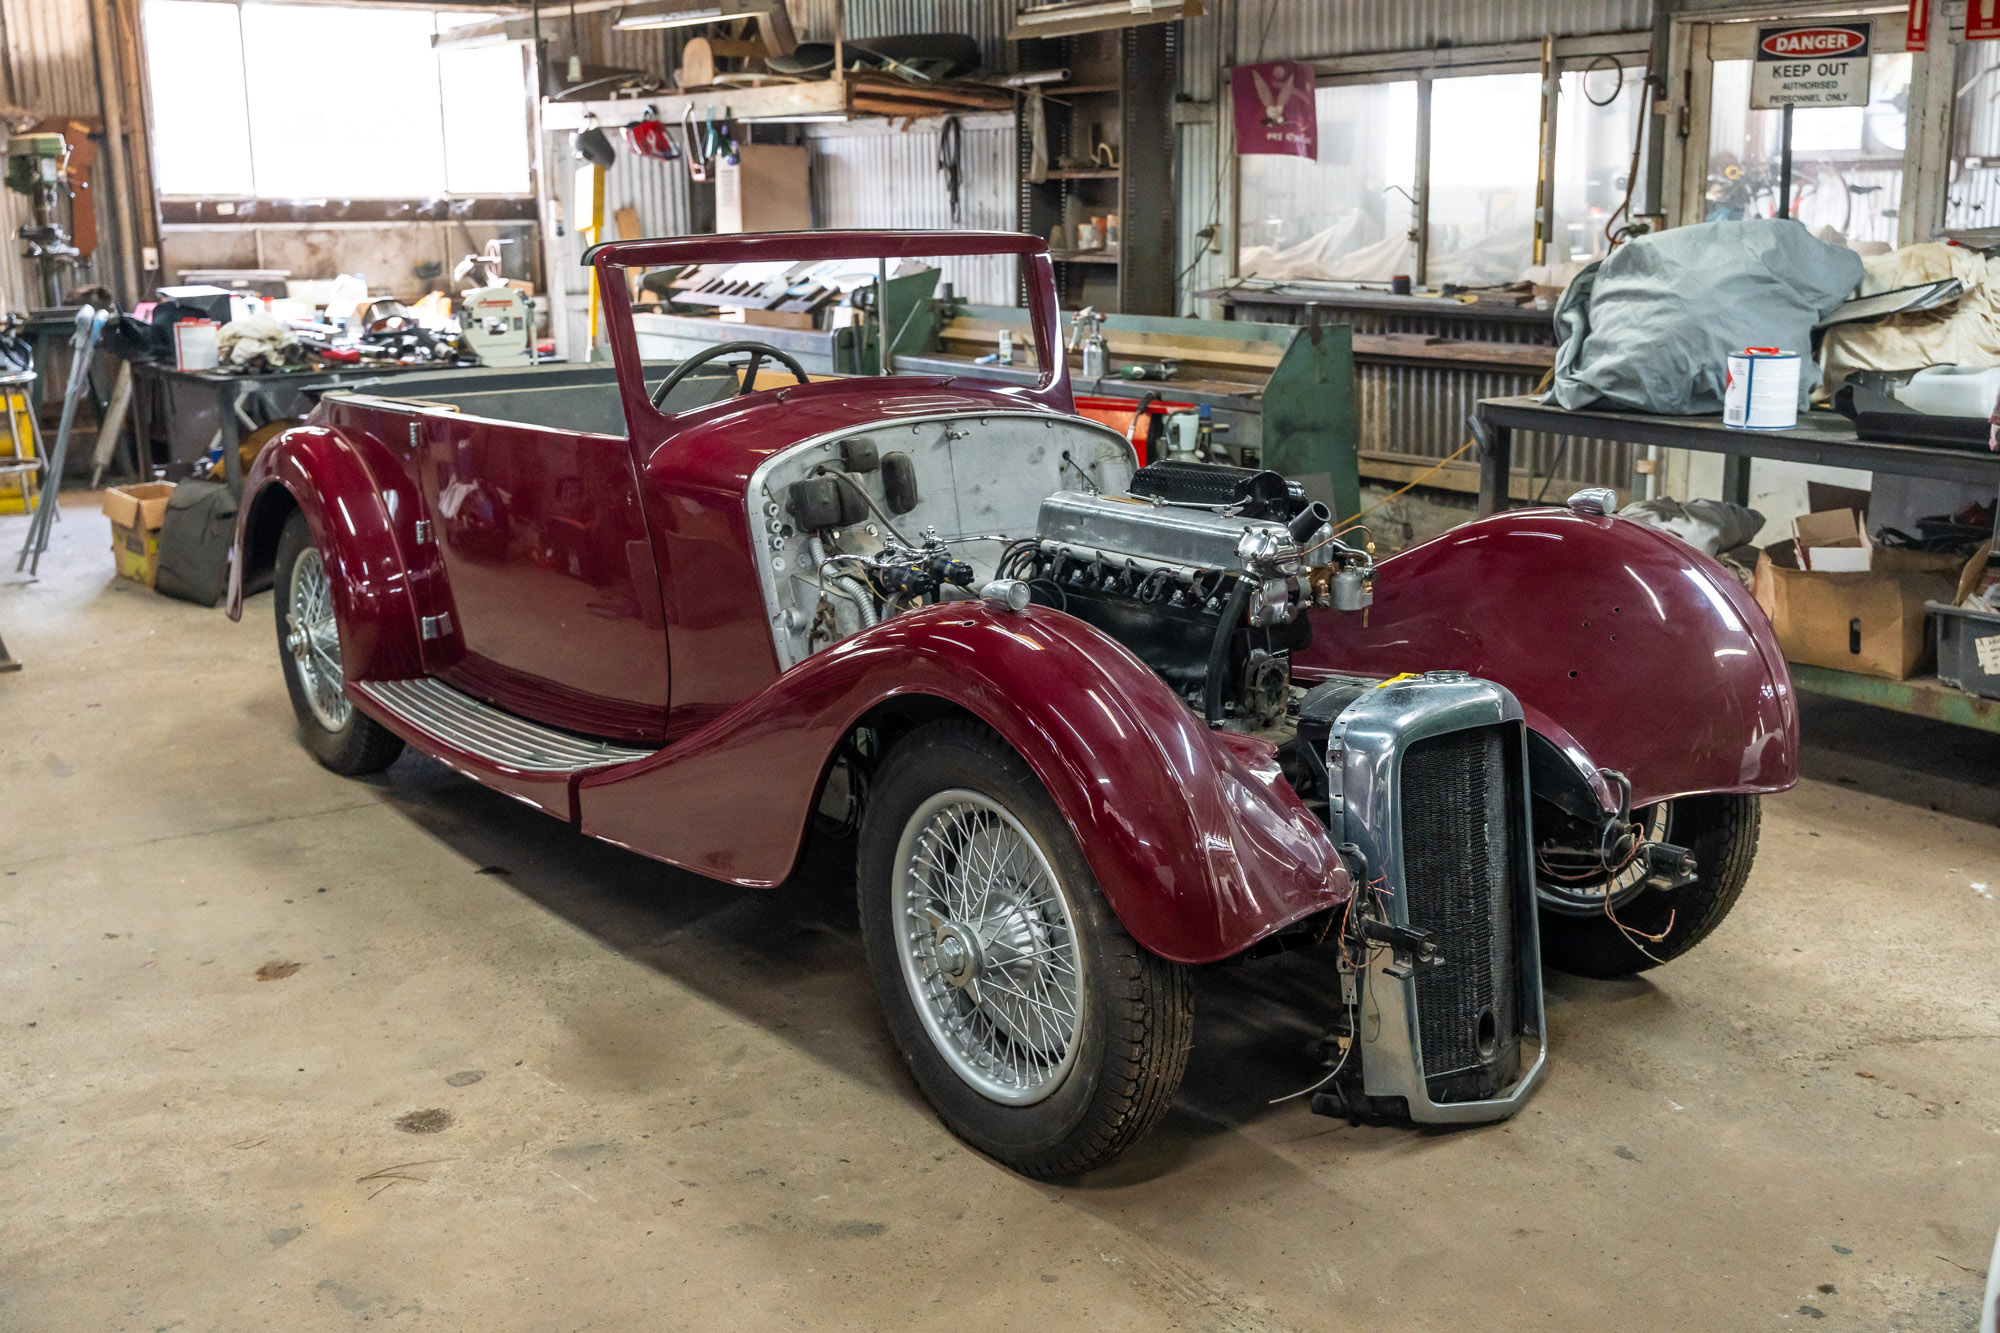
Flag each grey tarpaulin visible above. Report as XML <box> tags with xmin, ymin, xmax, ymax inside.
<box><xmin>1549</xmin><ymin>220</ymin><xmax>1863</xmax><ymax>415</ymax></box>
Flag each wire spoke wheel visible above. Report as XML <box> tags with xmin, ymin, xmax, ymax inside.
<box><xmin>891</xmin><ymin>789</ymin><xmax>1084</xmax><ymax>1106</ymax></box>
<box><xmin>284</xmin><ymin>546</ymin><xmax>350</xmax><ymax>731</ymax></box>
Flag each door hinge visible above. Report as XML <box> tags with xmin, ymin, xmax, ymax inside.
<box><xmin>414</xmin><ymin>519</ymin><xmax>433</xmax><ymax>545</ymax></box>
<box><xmin>420</xmin><ymin>612</ymin><xmax>453</xmax><ymax>641</ymax></box>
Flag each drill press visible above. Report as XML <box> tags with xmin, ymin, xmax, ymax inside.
<box><xmin>6</xmin><ymin>132</ymin><xmax>84</xmax><ymax>308</ymax></box>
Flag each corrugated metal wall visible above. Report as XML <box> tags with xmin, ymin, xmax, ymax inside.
<box><xmin>1176</xmin><ymin>2</ymin><xmax>1228</xmax><ymax>316</ymax></box>
<box><xmin>1</xmin><ymin>0</ymin><xmax>102</xmax><ymax>115</ymax></box>
<box><xmin>1234</xmin><ymin>0</ymin><xmax>1654</xmax><ymax>61</ymax></box>
<box><xmin>1342</xmin><ymin>308</ymin><xmax>1630</xmax><ymax>494</ymax></box>
<box><xmin>599</xmin><ymin>24</ymin><xmax>676</xmax><ymax>80</ymax></box>
<box><xmin>808</xmin><ymin>114</ymin><xmax>1017</xmax><ymax>303</ymax></box>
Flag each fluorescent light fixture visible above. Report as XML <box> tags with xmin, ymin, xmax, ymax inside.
<box><xmin>611</xmin><ymin>1</ymin><xmax>770</xmax><ymax>31</ymax></box>
<box><xmin>1008</xmin><ymin>0</ymin><xmax>1203</xmax><ymax>38</ymax></box>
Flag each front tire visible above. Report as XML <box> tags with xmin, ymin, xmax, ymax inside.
<box><xmin>858</xmin><ymin>720</ymin><xmax>1192</xmax><ymax>1178</ymax></box>
<box><xmin>272</xmin><ymin>511</ymin><xmax>403</xmax><ymax>776</ymax></box>
<box><xmin>1537</xmin><ymin>794</ymin><xmax>1759</xmax><ymax>978</ymax></box>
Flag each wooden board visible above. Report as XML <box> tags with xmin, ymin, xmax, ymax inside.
<box><xmin>1351</xmin><ymin>333</ymin><xmax>1555</xmax><ymax>369</ymax></box>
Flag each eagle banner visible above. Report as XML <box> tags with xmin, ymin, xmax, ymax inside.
<box><xmin>1232</xmin><ymin>60</ymin><xmax>1318</xmax><ymax>158</ymax></box>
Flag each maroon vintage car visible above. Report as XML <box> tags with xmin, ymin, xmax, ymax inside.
<box><xmin>227</xmin><ymin>230</ymin><xmax>1796</xmax><ymax>1178</ymax></box>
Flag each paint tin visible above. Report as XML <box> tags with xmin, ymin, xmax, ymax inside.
<box><xmin>1723</xmin><ymin>347</ymin><xmax>1801</xmax><ymax>430</ymax></box>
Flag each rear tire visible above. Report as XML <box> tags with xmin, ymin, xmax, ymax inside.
<box><xmin>858</xmin><ymin>720</ymin><xmax>1192</xmax><ymax>1178</ymax></box>
<box><xmin>1537</xmin><ymin>794</ymin><xmax>1759</xmax><ymax>978</ymax></box>
<box><xmin>272</xmin><ymin>510</ymin><xmax>403</xmax><ymax>776</ymax></box>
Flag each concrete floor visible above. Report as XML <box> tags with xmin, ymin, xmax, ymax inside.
<box><xmin>3</xmin><ymin>496</ymin><xmax>1997</xmax><ymax>1333</ymax></box>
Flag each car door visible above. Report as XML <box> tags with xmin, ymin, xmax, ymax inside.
<box><xmin>417</xmin><ymin>410</ymin><xmax>669</xmax><ymax>745</ymax></box>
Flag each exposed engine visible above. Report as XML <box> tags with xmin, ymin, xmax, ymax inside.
<box><xmin>1001</xmin><ymin>460</ymin><xmax>1374</xmax><ymax>729</ymax></box>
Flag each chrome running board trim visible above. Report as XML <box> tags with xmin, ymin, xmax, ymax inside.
<box><xmin>354</xmin><ymin>678</ymin><xmax>655</xmax><ymax>773</ymax></box>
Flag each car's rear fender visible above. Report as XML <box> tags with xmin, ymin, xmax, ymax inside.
<box><xmin>1297</xmin><ymin>505</ymin><xmax>1798</xmax><ymax>810</ymax></box>
<box><xmin>577</xmin><ymin>602</ymin><xmax>1352</xmax><ymax>965</ymax></box>
<box><xmin>227</xmin><ymin>422</ymin><xmax>437</xmax><ymax>683</ymax></box>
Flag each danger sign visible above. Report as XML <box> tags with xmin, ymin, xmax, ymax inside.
<box><xmin>1751</xmin><ymin>21</ymin><xmax>1872</xmax><ymax>109</ymax></box>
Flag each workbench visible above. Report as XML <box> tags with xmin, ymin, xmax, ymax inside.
<box><xmin>1474</xmin><ymin>394</ymin><xmax>2000</xmax><ymax>733</ymax></box>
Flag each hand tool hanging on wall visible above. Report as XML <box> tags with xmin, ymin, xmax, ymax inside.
<box><xmin>936</xmin><ymin>116</ymin><xmax>963</xmax><ymax>225</ymax></box>
<box><xmin>681</xmin><ymin>105</ymin><xmax>710</xmax><ymax>182</ymax></box>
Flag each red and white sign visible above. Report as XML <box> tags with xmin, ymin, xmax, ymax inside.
<box><xmin>1750</xmin><ymin>21</ymin><xmax>1872</xmax><ymax>110</ymax></box>
<box><xmin>1759</xmin><ymin>27</ymin><xmax>1867</xmax><ymax>59</ymax></box>
<box><xmin>1971</xmin><ymin>0</ymin><xmax>2000</xmax><ymax>42</ymax></box>
<box><xmin>1907</xmin><ymin>0</ymin><xmax>1930</xmax><ymax>53</ymax></box>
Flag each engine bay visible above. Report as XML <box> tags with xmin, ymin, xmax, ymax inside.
<box><xmin>748</xmin><ymin>412</ymin><xmax>1376</xmax><ymax>746</ymax></box>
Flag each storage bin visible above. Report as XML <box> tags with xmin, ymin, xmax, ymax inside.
<box><xmin>1929</xmin><ymin>601</ymin><xmax>2000</xmax><ymax>700</ymax></box>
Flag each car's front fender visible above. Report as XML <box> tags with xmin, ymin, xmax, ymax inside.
<box><xmin>226</xmin><ymin>423</ymin><xmax>428</xmax><ymax>683</ymax></box>
<box><xmin>578</xmin><ymin>602</ymin><xmax>1352</xmax><ymax>965</ymax></box>
<box><xmin>1298</xmin><ymin>506</ymin><xmax>1798</xmax><ymax>809</ymax></box>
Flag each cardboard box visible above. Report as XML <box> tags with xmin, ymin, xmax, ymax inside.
<box><xmin>1754</xmin><ymin>509</ymin><xmax>1983</xmax><ymax>679</ymax></box>
<box><xmin>102</xmin><ymin>481</ymin><xmax>175</xmax><ymax>588</ymax></box>
<box><xmin>1791</xmin><ymin>508</ymin><xmax>1872</xmax><ymax>572</ymax></box>
<box><xmin>715</xmin><ymin>144</ymin><xmax>810</xmax><ymax>234</ymax></box>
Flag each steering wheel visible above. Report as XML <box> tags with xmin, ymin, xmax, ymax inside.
<box><xmin>650</xmin><ymin>339</ymin><xmax>810</xmax><ymax>409</ymax></box>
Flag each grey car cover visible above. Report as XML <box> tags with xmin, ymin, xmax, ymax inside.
<box><xmin>1550</xmin><ymin>219</ymin><xmax>1863</xmax><ymax>415</ymax></box>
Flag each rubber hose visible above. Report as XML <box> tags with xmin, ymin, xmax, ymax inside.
<box><xmin>1288</xmin><ymin>501</ymin><xmax>1333</xmax><ymax>544</ymax></box>
<box><xmin>809</xmin><ymin>537</ymin><xmax>879</xmax><ymax>632</ymax></box>
<box><xmin>1203</xmin><ymin>575</ymin><xmax>1254</xmax><ymax>726</ymax></box>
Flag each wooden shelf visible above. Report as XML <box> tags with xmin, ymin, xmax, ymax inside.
<box><xmin>1049</xmin><ymin>81</ymin><xmax>1119</xmax><ymax>95</ymax></box>
<box><xmin>1049</xmin><ymin>249</ymin><xmax>1119</xmax><ymax>265</ymax></box>
<box><xmin>1044</xmin><ymin>169</ymin><xmax>1119</xmax><ymax>180</ymax></box>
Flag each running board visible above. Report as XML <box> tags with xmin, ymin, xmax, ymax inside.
<box><xmin>354</xmin><ymin>678</ymin><xmax>655</xmax><ymax>773</ymax></box>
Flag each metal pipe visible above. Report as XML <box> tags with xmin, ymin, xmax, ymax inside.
<box><xmin>88</xmin><ymin>0</ymin><xmax>141</xmax><ymax>306</ymax></box>
<box><xmin>1778</xmin><ymin>103</ymin><xmax>1794</xmax><ymax>219</ymax></box>
<box><xmin>1532</xmin><ymin>35</ymin><xmax>1556</xmax><ymax>268</ymax></box>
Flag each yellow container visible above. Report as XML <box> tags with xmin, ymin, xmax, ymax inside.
<box><xmin>0</xmin><ymin>391</ymin><xmax>35</xmax><ymax>515</ymax></box>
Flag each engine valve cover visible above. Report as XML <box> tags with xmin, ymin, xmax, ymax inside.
<box><xmin>1036</xmin><ymin>491</ymin><xmax>1305</xmax><ymax>577</ymax></box>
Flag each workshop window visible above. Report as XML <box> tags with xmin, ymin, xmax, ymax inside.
<box><xmin>1948</xmin><ymin>40</ymin><xmax>2000</xmax><ymax>231</ymax></box>
<box><xmin>141</xmin><ymin>1</ymin><xmax>531</xmax><ymax>199</ymax></box>
<box><xmin>1237</xmin><ymin>56</ymin><xmax>1651</xmax><ymax>287</ymax></box>
<box><xmin>1236</xmin><ymin>80</ymin><xmax>1418</xmax><ymax>282</ymax></box>
<box><xmin>1426</xmin><ymin>72</ymin><xmax>1542</xmax><ymax>285</ymax></box>
<box><xmin>1552</xmin><ymin>60</ymin><xmax>1651</xmax><ymax>263</ymax></box>
<box><xmin>1704</xmin><ymin>53</ymin><xmax>1909</xmax><ymax>248</ymax></box>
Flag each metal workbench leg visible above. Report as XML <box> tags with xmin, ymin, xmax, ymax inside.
<box><xmin>1476</xmin><ymin>414</ymin><xmax>1512</xmax><ymax>516</ymax></box>
<box><xmin>222</xmin><ymin>384</ymin><xmax>243</xmax><ymax>497</ymax></box>
<box><xmin>1721</xmin><ymin>454</ymin><xmax>1752</xmax><ymax>508</ymax></box>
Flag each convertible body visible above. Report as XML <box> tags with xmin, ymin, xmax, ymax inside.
<box><xmin>229</xmin><ymin>230</ymin><xmax>1796</xmax><ymax>1175</ymax></box>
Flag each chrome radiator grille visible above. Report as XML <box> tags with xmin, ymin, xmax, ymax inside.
<box><xmin>1399</xmin><ymin>725</ymin><xmax>1522</xmax><ymax>1103</ymax></box>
